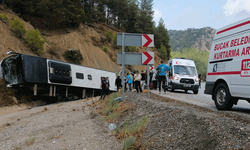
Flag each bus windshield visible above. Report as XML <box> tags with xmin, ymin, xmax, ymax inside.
<box><xmin>174</xmin><ymin>65</ymin><xmax>197</xmax><ymax>76</ymax></box>
<box><xmin>1</xmin><ymin>55</ymin><xmax>24</xmax><ymax>85</ymax></box>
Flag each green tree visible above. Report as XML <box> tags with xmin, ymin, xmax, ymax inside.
<box><xmin>154</xmin><ymin>18</ymin><xmax>171</xmax><ymax>60</ymax></box>
<box><xmin>125</xmin><ymin>0</ymin><xmax>139</xmax><ymax>33</ymax></box>
<box><xmin>24</xmin><ymin>29</ymin><xmax>45</xmax><ymax>55</ymax></box>
<box><xmin>10</xmin><ymin>18</ymin><xmax>26</xmax><ymax>38</ymax></box>
<box><xmin>36</xmin><ymin>0</ymin><xmax>84</xmax><ymax>28</ymax></box>
<box><xmin>158</xmin><ymin>44</ymin><xmax>167</xmax><ymax>60</ymax></box>
<box><xmin>135</xmin><ymin>0</ymin><xmax>154</xmax><ymax>34</ymax></box>
<box><xmin>6</xmin><ymin>0</ymin><xmax>84</xmax><ymax>29</ymax></box>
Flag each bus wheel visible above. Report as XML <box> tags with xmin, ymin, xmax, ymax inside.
<box><xmin>214</xmin><ymin>83</ymin><xmax>233</xmax><ymax>110</ymax></box>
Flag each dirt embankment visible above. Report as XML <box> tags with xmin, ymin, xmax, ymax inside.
<box><xmin>1</xmin><ymin>92</ymin><xmax>250</xmax><ymax>150</ymax></box>
<box><xmin>0</xmin><ymin>6</ymin><xmax>163</xmax><ymax>107</ymax></box>
<box><xmin>0</xmin><ymin>6</ymin><xmax>162</xmax><ymax>73</ymax></box>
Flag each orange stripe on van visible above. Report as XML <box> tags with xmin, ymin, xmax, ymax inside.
<box><xmin>217</xmin><ymin>20</ymin><xmax>250</xmax><ymax>35</ymax></box>
<box><xmin>207</xmin><ymin>71</ymin><xmax>241</xmax><ymax>76</ymax></box>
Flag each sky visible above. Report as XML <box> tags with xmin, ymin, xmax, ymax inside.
<box><xmin>153</xmin><ymin>0</ymin><xmax>250</xmax><ymax>30</ymax></box>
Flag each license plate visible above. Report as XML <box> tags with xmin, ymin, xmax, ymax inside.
<box><xmin>183</xmin><ymin>84</ymin><xmax>191</xmax><ymax>87</ymax></box>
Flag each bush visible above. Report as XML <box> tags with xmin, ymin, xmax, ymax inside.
<box><xmin>102</xmin><ymin>45</ymin><xmax>108</xmax><ymax>52</ymax></box>
<box><xmin>122</xmin><ymin>136</ymin><xmax>136</xmax><ymax>150</ymax></box>
<box><xmin>63</xmin><ymin>49</ymin><xmax>83</xmax><ymax>65</ymax></box>
<box><xmin>10</xmin><ymin>18</ymin><xmax>26</xmax><ymax>38</ymax></box>
<box><xmin>24</xmin><ymin>29</ymin><xmax>46</xmax><ymax>55</ymax></box>
<box><xmin>0</xmin><ymin>13</ymin><xmax>8</xmax><ymax>22</ymax></box>
<box><xmin>112</xmin><ymin>34</ymin><xmax>120</xmax><ymax>49</ymax></box>
<box><xmin>103</xmin><ymin>92</ymin><xmax>120</xmax><ymax>115</ymax></box>
<box><xmin>105</xmin><ymin>31</ymin><xmax>113</xmax><ymax>43</ymax></box>
<box><xmin>125</xmin><ymin>46</ymin><xmax>137</xmax><ymax>52</ymax></box>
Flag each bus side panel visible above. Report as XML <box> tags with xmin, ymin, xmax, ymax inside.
<box><xmin>22</xmin><ymin>56</ymin><xmax>48</xmax><ymax>84</ymax></box>
<box><xmin>70</xmin><ymin>64</ymin><xmax>117</xmax><ymax>91</ymax></box>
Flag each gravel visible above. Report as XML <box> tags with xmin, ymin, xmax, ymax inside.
<box><xmin>0</xmin><ymin>97</ymin><xmax>120</xmax><ymax>150</ymax></box>
<box><xmin>124</xmin><ymin>92</ymin><xmax>250</xmax><ymax>149</ymax></box>
<box><xmin>1</xmin><ymin>91</ymin><xmax>250</xmax><ymax>150</ymax></box>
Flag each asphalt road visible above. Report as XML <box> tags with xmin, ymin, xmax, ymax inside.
<box><xmin>150</xmin><ymin>82</ymin><xmax>250</xmax><ymax>116</ymax></box>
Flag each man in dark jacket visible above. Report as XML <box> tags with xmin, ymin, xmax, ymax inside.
<box><xmin>115</xmin><ymin>76</ymin><xmax>122</xmax><ymax>91</ymax></box>
<box><xmin>100</xmin><ymin>77</ymin><xmax>108</xmax><ymax>100</ymax></box>
<box><xmin>141</xmin><ymin>70</ymin><xmax>146</xmax><ymax>90</ymax></box>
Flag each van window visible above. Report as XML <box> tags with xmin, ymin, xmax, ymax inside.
<box><xmin>174</xmin><ymin>65</ymin><xmax>197</xmax><ymax>76</ymax></box>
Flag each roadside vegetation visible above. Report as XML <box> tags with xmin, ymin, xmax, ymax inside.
<box><xmin>94</xmin><ymin>92</ymin><xmax>151</xmax><ymax>149</ymax></box>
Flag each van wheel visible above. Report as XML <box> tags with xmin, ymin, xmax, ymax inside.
<box><xmin>214</xmin><ymin>83</ymin><xmax>233</xmax><ymax>110</ymax></box>
<box><xmin>185</xmin><ymin>90</ymin><xmax>188</xmax><ymax>93</ymax></box>
<box><xmin>193</xmin><ymin>90</ymin><xmax>198</xmax><ymax>94</ymax></box>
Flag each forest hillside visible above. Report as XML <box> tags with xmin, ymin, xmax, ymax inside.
<box><xmin>0</xmin><ymin>6</ymin><xmax>162</xmax><ymax>74</ymax></box>
<box><xmin>169</xmin><ymin>27</ymin><xmax>216</xmax><ymax>51</ymax></box>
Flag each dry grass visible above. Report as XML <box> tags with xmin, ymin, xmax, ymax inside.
<box><xmin>0</xmin><ymin>80</ymin><xmax>17</xmax><ymax>107</ymax></box>
<box><xmin>91</xmin><ymin>92</ymin><xmax>149</xmax><ymax>149</ymax></box>
<box><xmin>25</xmin><ymin>137</ymin><xmax>35</xmax><ymax>146</ymax></box>
<box><xmin>0</xmin><ymin>80</ymin><xmax>34</xmax><ymax>108</ymax></box>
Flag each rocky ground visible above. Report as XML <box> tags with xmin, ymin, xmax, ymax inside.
<box><xmin>1</xmin><ymin>91</ymin><xmax>250</xmax><ymax>150</ymax></box>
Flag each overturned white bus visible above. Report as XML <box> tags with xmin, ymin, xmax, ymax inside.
<box><xmin>0</xmin><ymin>51</ymin><xmax>117</xmax><ymax>101</ymax></box>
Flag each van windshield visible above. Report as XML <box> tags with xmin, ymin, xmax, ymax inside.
<box><xmin>174</xmin><ymin>65</ymin><xmax>197</xmax><ymax>76</ymax></box>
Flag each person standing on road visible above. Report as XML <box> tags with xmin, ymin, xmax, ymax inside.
<box><xmin>134</xmin><ymin>70</ymin><xmax>142</xmax><ymax>93</ymax></box>
<box><xmin>132</xmin><ymin>70</ymin><xmax>136</xmax><ymax>91</ymax></box>
<box><xmin>106</xmin><ymin>77</ymin><xmax>110</xmax><ymax>94</ymax></box>
<box><xmin>156</xmin><ymin>60</ymin><xmax>171</xmax><ymax>94</ymax></box>
<box><xmin>151</xmin><ymin>69</ymin><xmax>158</xmax><ymax>90</ymax></box>
<box><xmin>124</xmin><ymin>73</ymin><xmax>128</xmax><ymax>91</ymax></box>
<box><xmin>127</xmin><ymin>72</ymin><xmax>133</xmax><ymax>91</ymax></box>
<box><xmin>198</xmin><ymin>74</ymin><xmax>202</xmax><ymax>88</ymax></box>
<box><xmin>100</xmin><ymin>77</ymin><xmax>108</xmax><ymax>100</ymax></box>
<box><xmin>115</xmin><ymin>76</ymin><xmax>122</xmax><ymax>92</ymax></box>
<box><xmin>141</xmin><ymin>70</ymin><xmax>146</xmax><ymax>90</ymax></box>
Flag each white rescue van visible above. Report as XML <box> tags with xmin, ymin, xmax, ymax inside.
<box><xmin>166</xmin><ymin>58</ymin><xmax>199</xmax><ymax>94</ymax></box>
<box><xmin>205</xmin><ymin>17</ymin><xmax>250</xmax><ymax>110</ymax></box>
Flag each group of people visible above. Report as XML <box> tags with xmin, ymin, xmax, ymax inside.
<box><xmin>101</xmin><ymin>60</ymin><xmax>203</xmax><ymax>100</ymax></box>
<box><xmin>114</xmin><ymin>60</ymin><xmax>172</xmax><ymax>94</ymax></box>
<box><xmin>114</xmin><ymin>70</ymin><xmax>146</xmax><ymax>93</ymax></box>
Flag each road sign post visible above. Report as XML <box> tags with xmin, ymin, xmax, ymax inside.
<box><xmin>117</xmin><ymin>33</ymin><xmax>154</xmax><ymax>100</ymax></box>
<box><xmin>146</xmin><ymin>48</ymin><xmax>150</xmax><ymax>97</ymax></box>
<box><xmin>121</xmin><ymin>33</ymin><xmax>126</xmax><ymax>102</ymax></box>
